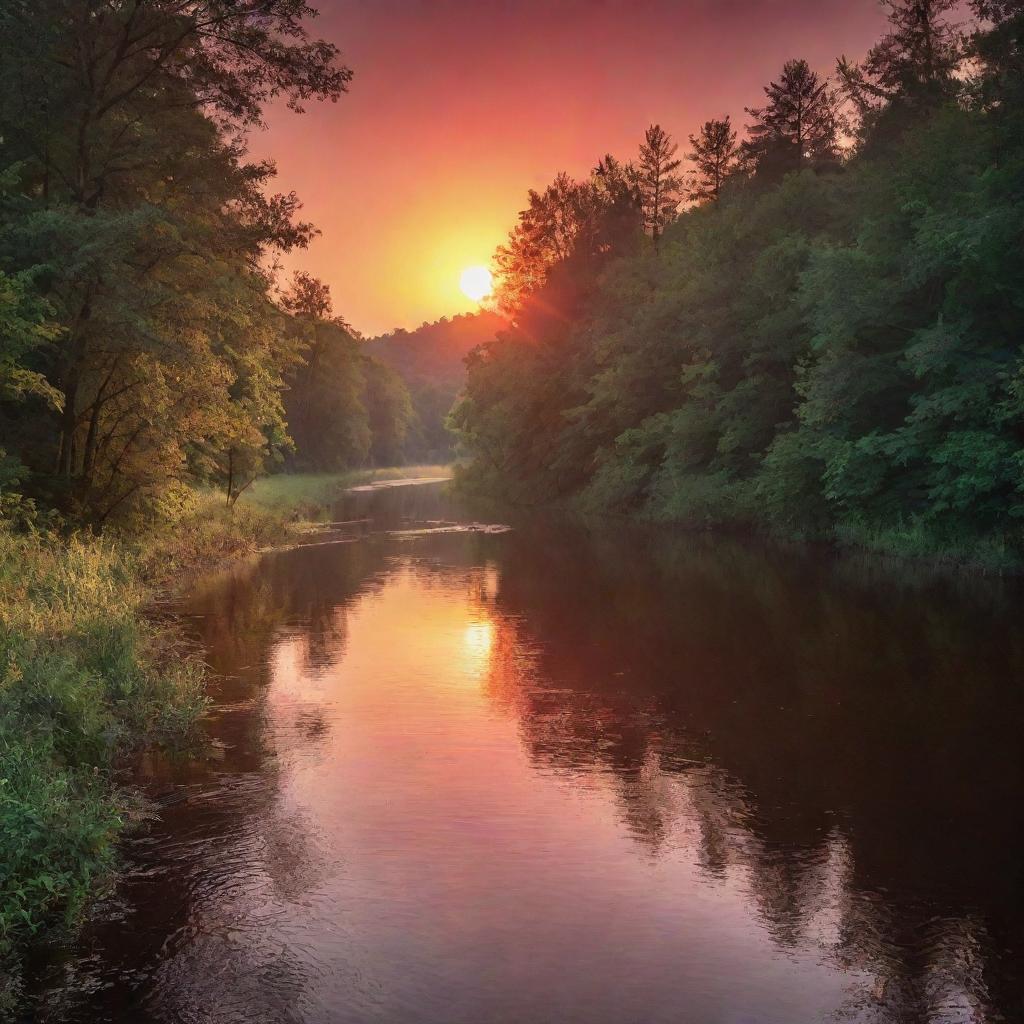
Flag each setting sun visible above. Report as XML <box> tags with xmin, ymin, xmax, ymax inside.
<box><xmin>460</xmin><ymin>265</ymin><xmax>493</xmax><ymax>303</ymax></box>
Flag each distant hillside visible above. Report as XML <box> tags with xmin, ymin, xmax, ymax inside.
<box><xmin>365</xmin><ymin>311</ymin><xmax>507</xmax><ymax>460</ymax></box>
<box><xmin>367</xmin><ymin>310</ymin><xmax>507</xmax><ymax>390</ymax></box>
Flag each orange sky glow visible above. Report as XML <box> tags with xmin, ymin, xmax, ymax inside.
<box><xmin>254</xmin><ymin>0</ymin><xmax>890</xmax><ymax>337</ymax></box>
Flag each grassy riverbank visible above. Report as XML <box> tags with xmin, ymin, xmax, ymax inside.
<box><xmin>0</xmin><ymin>466</ymin><xmax>449</xmax><ymax>1012</ymax></box>
<box><xmin>240</xmin><ymin>465</ymin><xmax>452</xmax><ymax>516</ymax></box>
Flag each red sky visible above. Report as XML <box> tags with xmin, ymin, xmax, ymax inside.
<box><xmin>255</xmin><ymin>0</ymin><xmax>890</xmax><ymax>336</ymax></box>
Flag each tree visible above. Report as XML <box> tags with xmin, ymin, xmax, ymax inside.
<box><xmin>837</xmin><ymin>0</ymin><xmax>961</xmax><ymax>134</ymax></box>
<box><xmin>0</xmin><ymin>268</ymin><xmax>62</xmax><ymax>502</ymax></box>
<box><xmin>278</xmin><ymin>272</ymin><xmax>413</xmax><ymax>472</ymax></box>
<box><xmin>0</xmin><ymin>270</ymin><xmax>60</xmax><ymax>414</ymax></box>
<box><xmin>493</xmin><ymin>167</ymin><xmax>640</xmax><ymax>317</ymax></box>
<box><xmin>368</xmin><ymin>311</ymin><xmax>507</xmax><ymax>462</ymax></box>
<box><xmin>593</xmin><ymin>154</ymin><xmax>644</xmax><ymax>251</ymax></box>
<box><xmin>970</xmin><ymin>0</ymin><xmax>1024</xmax><ymax>122</ymax></box>
<box><xmin>0</xmin><ymin>1</ymin><xmax>350</xmax><ymax>523</ymax></box>
<box><xmin>687</xmin><ymin>117</ymin><xmax>741</xmax><ymax>202</ymax></box>
<box><xmin>0</xmin><ymin>1</ymin><xmax>350</xmax><ymax>209</ymax></box>
<box><xmin>363</xmin><ymin>358</ymin><xmax>413</xmax><ymax>466</ymax></box>
<box><xmin>280</xmin><ymin>271</ymin><xmax>336</xmax><ymax>324</ymax></box>
<box><xmin>636</xmin><ymin>124</ymin><xmax>684</xmax><ymax>244</ymax></box>
<box><xmin>742</xmin><ymin>59</ymin><xmax>844</xmax><ymax>179</ymax></box>
<box><xmin>456</xmin><ymin>4</ymin><xmax>1024</xmax><ymax>560</ymax></box>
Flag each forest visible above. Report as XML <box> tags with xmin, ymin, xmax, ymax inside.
<box><xmin>0</xmin><ymin>1</ymin><xmax>424</xmax><ymax>529</ymax></box>
<box><xmin>0</xmin><ymin>1</ymin><xmax>369</xmax><ymax>1008</ymax></box>
<box><xmin>368</xmin><ymin>311</ymin><xmax>507</xmax><ymax>462</ymax></box>
<box><xmin>451</xmin><ymin>0</ymin><xmax>1024</xmax><ymax>564</ymax></box>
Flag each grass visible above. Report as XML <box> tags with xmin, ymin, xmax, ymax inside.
<box><xmin>239</xmin><ymin>465</ymin><xmax>452</xmax><ymax>518</ymax></box>
<box><xmin>0</xmin><ymin>530</ymin><xmax>208</xmax><ymax>1012</ymax></box>
<box><xmin>0</xmin><ymin>500</ymin><xmax>282</xmax><ymax>1010</ymax></box>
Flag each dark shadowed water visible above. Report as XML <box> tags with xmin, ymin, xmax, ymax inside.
<box><xmin>31</xmin><ymin>481</ymin><xmax>1024</xmax><ymax>1023</ymax></box>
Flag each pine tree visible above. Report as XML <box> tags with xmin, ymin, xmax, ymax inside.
<box><xmin>742</xmin><ymin>60</ymin><xmax>843</xmax><ymax>180</ymax></box>
<box><xmin>636</xmin><ymin>125</ymin><xmax>684</xmax><ymax>244</ymax></box>
<box><xmin>837</xmin><ymin>0</ymin><xmax>961</xmax><ymax>126</ymax></box>
<box><xmin>687</xmin><ymin>117</ymin><xmax>741</xmax><ymax>202</ymax></box>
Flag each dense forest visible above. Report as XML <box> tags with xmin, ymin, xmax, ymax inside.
<box><xmin>0</xmin><ymin>1</ymin><xmax>417</xmax><ymax>529</ymax></box>
<box><xmin>368</xmin><ymin>311</ymin><xmax>507</xmax><ymax>462</ymax></box>
<box><xmin>452</xmin><ymin>0</ymin><xmax>1024</xmax><ymax>562</ymax></box>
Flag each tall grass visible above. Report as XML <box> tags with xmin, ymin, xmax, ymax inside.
<box><xmin>0</xmin><ymin>494</ymin><xmax>302</xmax><ymax>1011</ymax></box>
<box><xmin>0</xmin><ymin>531</ymin><xmax>212</xmax><ymax>1009</ymax></box>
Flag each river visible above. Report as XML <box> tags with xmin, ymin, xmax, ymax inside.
<box><xmin>31</xmin><ymin>480</ymin><xmax>1024</xmax><ymax>1023</ymax></box>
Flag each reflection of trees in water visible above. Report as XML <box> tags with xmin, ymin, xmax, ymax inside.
<box><xmin>36</xmin><ymin>517</ymin><xmax>1024</xmax><ymax>1022</ymax></box>
<box><xmin>187</xmin><ymin>539</ymin><xmax>394</xmax><ymax>685</ymax></box>
<box><xmin>478</xmin><ymin>521</ymin><xmax>1024</xmax><ymax>1023</ymax></box>
<box><xmin>37</xmin><ymin>538</ymin><xmax>400</xmax><ymax>1023</ymax></box>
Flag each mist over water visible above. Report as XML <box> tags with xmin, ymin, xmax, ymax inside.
<box><xmin>33</xmin><ymin>483</ymin><xmax>1024</xmax><ymax>1023</ymax></box>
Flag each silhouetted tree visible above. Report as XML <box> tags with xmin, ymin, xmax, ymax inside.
<box><xmin>687</xmin><ymin>117</ymin><xmax>741</xmax><ymax>202</ymax></box>
<box><xmin>280</xmin><ymin>272</ymin><xmax>336</xmax><ymax>324</ymax></box>
<box><xmin>494</xmin><ymin>167</ymin><xmax>642</xmax><ymax>316</ymax></box>
<box><xmin>742</xmin><ymin>60</ymin><xmax>844</xmax><ymax>179</ymax></box>
<box><xmin>971</xmin><ymin>0</ymin><xmax>1024</xmax><ymax>120</ymax></box>
<box><xmin>837</xmin><ymin>0</ymin><xmax>961</xmax><ymax>135</ymax></box>
<box><xmin>636</xmin><ymin>124</ymin><xmax>684</xmax><ymax>244</ymax></box>
<box><xmin>593</xmin><ymin>154</ymin><xmax>644</xmax><ymax>248</ymax></box>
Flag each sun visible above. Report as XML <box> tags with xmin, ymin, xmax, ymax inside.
<box><xmin>460</xmin><ymin>265</ymin><xmax>493</xmax><ymax>303</ymax></box>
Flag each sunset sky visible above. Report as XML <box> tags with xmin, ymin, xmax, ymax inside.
<box><xmin>256</xmin><ymin>0</ymin><xmax>891</xmax><ymax>337</ymax></box>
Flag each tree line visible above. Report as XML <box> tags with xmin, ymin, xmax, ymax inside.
<box><xmin>0</xmin><ymin>1</ymin><xmax>420</xmax><ymax>530</ymax></box>
<box><xmin>367</xmin><ymin>310</ymin><xmax>508</xmax><ymax>463</ymax></box>
<box><xmin>452</xmin><ymin>0</ymin><xmax>1024</xmax><ymax>560</ymax></box>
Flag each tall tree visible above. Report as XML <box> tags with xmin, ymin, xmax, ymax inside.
<box><xmin>0</xmin><ymin>0</ymin><xmax>350</xmax><ymax>512</ymax></box>
<box><xmin>687</xmin><ymin>117</ymin><xmax>741</xmax><ymax>202</ymax></box>
<box><xmin>493</xmin><ymin>167</ymin><xmax>640</xmax><ymax>317</ymax></box>
<box><xmin>742</xmin><ymin>60</ymin><xmax>844</xmax><ymax>179</ymax></box>
<box><xmin>0</xmin><ymin>1</ymin><xmax>350</xmax><ymax>522</ymax></box>
<box><xmin>837</xmin><ymin>0</ymin><xmax>961</xmax><ymax>132</ymax></box>
<box><xmin>636</xmin><ymin>124</ymin><xmax>684</xmax><ymax>244</ymax></box>
<box><xmin>593</xmin><ymin>154</ymin><xmax>644</xmax><ymax>249</ymax></box>
<box><xmin>970</xmin><ymin>0</ymin><xmax>1024</xmax><ymax>120</ymax></box>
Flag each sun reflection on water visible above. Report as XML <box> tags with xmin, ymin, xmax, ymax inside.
<box><xmin>462</xmin><ymin>618</ymin><xmax>495</xmax><ymax>676</ymax></box>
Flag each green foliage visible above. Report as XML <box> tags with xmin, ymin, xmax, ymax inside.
<box><xmin>0</xmin><ymin>0</ymin><xmax>350</xmax><ymax>527</ymax></box>
<box><xmin>0</xmin><ymin>527</ymin><xmax>214</xmax><ymax>1006</ymax></box>
<box><xmin>367</xmin><ymin>311</ymin><xmax>507</xmax><ymax>462</ymax></box>
<box><xmin>456</xmin><ymin>4</ymin><xmax>1024</xmax><ymax>566</ymax></box>
<box><xmin>278</xmin><ymin>273</ymin><xmax>415</xmax><ymax>474</ymax></box>
<box><xmin>0</xmin><ymin>483</ymin><xmax>325</xmax><ymax>1008</ymax></box>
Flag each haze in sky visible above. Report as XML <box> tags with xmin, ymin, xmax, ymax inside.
<box><xmin>256</xmin><ymin>0</ymin><xmax>889</xmax><ymax>336</ymax></box>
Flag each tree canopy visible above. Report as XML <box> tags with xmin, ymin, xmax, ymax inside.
<box><xmin>0</xmin><ymin>1</ymin><xmax>415</xmax><ymax>526</ymax></box>
<box><xmin>453</xmin><ymin>0</ymin><xmax>1024</xmax><ymax>562</ymax></box>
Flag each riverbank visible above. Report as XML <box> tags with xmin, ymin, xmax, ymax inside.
<box><xmin>450</xmin><ymin>468</ymin><xmax>1022</xmax><ymax>577</ymax></box>
<box><xmin>0</xmin><ymin>466</ymin><xmax>450</xmax><ymax>1014</ymax></box>
<box><xmin>239</xmin><ymin>465</ymin><xmax>452</xmax><ymax>519</ymax></box>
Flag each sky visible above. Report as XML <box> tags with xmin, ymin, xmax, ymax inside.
<box><xmin>254</xmin><ymin>0</ymin><xmax>891</xmax><ymax>337</ymax></box>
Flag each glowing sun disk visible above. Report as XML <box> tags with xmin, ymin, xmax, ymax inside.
<box><xmin>460</xmin><ymin>265</ymin><xmax>493</xmax><ymax>302</ymax></box>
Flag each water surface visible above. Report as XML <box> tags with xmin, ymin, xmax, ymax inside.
<box><xmin>33</xmin><ymin>482</ymin><xmax>1024</xmax><ymax>1023</ymax></box>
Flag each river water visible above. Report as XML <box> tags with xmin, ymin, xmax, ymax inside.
<box><xmin>32</xmin><ymin>481</ymin><xmax>1024</xmax><ymax>1023</ymax></box>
